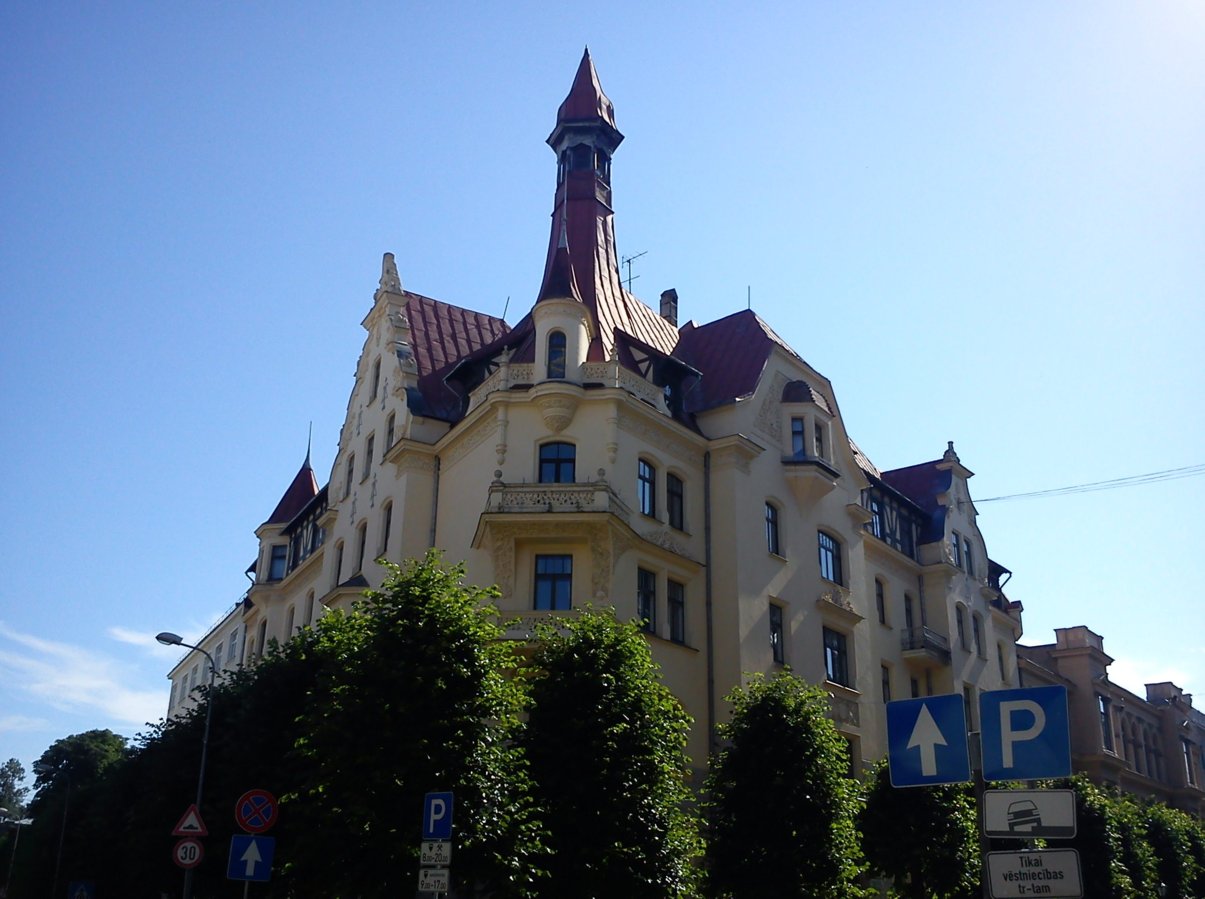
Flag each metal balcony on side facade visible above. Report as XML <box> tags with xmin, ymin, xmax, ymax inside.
<box><xmin>901</xmin><ymin>626</ymin><xmax>952</xmax><ymax>665</ymax></box>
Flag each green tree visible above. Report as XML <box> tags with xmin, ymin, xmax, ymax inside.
<box><xmin>1111</xmin><ymin>793</ymin><xmax>1159</xmax><ymax>897</ymax></box>
<box><xmin>705</xmin><ymin>672</ymin><xmax>865</xmax><ymax>898</ymax></box>
<box><xmin>1144</xmin><ymin>801</ymin><xmax>1204</xmax><ymax>899</ymax></box>
<box><xmin>859</xmin><ymin>759</ymin><xmax>978</xmax><ymax>899</ymax></box>
<box><xmin>523</xmin><ymin>609</ymin><xmax>702</xmax><ymax>898</ymax></box>
<box><xmin>1051</xmin><ymin>776</ymin><xmax>1137</xmax><ymax>899</ymax></box>
<box><xmin>289</xmin><ymin>551</ymin><xmax>541</xmax><ymax>897</ymax></box>
<box><xmin>0</xmin><ymin>758</ymin><xmax>28</xmax><ymax>817</ymax></box>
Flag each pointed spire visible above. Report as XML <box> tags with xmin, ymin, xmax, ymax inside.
<box><xmin>265</xmin><ymin>449</ymin><xmax>319</xmax><ymax>525</ymax></box>
<box><xmin>556</xmin><ymin>47</ymin><xmax>617</xmax><ymax>129</ymax></box>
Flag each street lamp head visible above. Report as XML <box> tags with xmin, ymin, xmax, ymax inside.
<box><xmin>156</xmin><ymin>631</ymin><xmax>184</xmax><ymax>646</ymax></box>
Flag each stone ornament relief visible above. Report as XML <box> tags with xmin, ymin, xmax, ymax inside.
<box><xmin>754</xmin><ymin>371</ymin><xmax>790</xmax><ymax>441</ymax></box>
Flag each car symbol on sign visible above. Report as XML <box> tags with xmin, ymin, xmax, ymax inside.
<box><xmin>1007</xmin><ymin>799</ymin><xmax>1042</xmax><ymax>833</ymax></box>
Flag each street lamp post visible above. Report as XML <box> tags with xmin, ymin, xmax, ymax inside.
<box><xmin>157</xmin><ymin>631</ymin><xmax>217</xmax><ymax>899</ymax></box>
<box><xmin>0</xmin><ymin>809</ymin><xmax>34</xmax><ymax>899</ymax></box>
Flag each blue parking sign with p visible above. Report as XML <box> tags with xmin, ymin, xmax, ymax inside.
<box><xmin>980</xmin><ymin>685</ymin><xmax>1071</xmax><ymax>782</ymax></box>
<box><xmin>423</xmin><ymin>791</ymin><xmax>454</xmax><ymax>840</ymax></box>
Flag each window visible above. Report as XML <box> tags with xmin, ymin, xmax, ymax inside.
<box><xmin>380</xmin><ymin>502</ymin><xmax>393</xmax><ymax>557</ymax></box>
<box><xmin>534</xmin><ymin>555</ymin><xmax>572</xmax><ymax>610</ymax></box>
<box><xmin>215</xmin><ymin>642</ymin><xmax>223</xmax><ymax>667</ymax></box>
<box><xmin>1183</xmin><ymin>739</ymin><xmax>1197</xmax><ymax>786</ymax></box>
<box><xmin>881</xmin><ymin>665</ymin><xmax>892</xmax><ymax>703</ymax></box>
<box><xmin>875</xmin><ymin>579</ymin><xmax>886</xmax><ymax>625</ymax></box>
<box><xmin>972</xmin><ymin>614</ymin><xmax>984</xmax><ymax>658</ymax></box>
<box><xmin>765</xmin><ymin>503</ymin><xmax>780</xmax><ymax>555</ymax></box>
<box><xmin>951</xmin><ymin>531</ymin><xmax>962</xmax><ymax>567</ymax></box>
<box><xmin>998</xmin><ymin>643</ymin><xmax>1008</xmax><ymax>680</ymax></box>
<box><xmin>823</xmin><ymin>627</ymin><xmax>849</xmax><ymax>686</ymax></box>
<box><xmin>539</xmin><ymin>442</ymin><xmax>576</xmax><ymax>483</ymax></box>
<box><xmin>189</xmin><ymin>665</ymin><xmax>199</xmax><ymax>691</ymax></box>
<box><xmin>956</xmin><ymin>606</ymin><xmax>968</xmax><ymax>649</ymax></box>
<box><xmin>638</xmin><ymin>460</ymin><xmax>656</xmax><ymax>516</ymax></box>
<box><xmin>817</xmin><ymin>531</ymin><xmax>842</xmax><ymax>584</ymax></box>
<box><xmin>964</xmin><ymin>538</ymin><xmax>974</xmax><ymax>576</ymax></box>
<box><xmin>355</xmin><ymin>522</ymin><xmax>368</xmax><ymax>574</ymax></box>
<box><xmin>227</xmin><ymin>629</ymin><xmax>237</xmax><ymax>663</ymax></box>
<box><xmin>365</xmin><ymin>434</ymin><xmax>375</xmax><ymax>473</ymax></box>
<box><xmin>547</xmin><ymin>330</ymin><xmax>567</xmax><ymax>379</ymax></box>
<box><xmin>637</xmin><ymin>568</ymin><xmax>656</xmax><ymax>632</ymax></box>
<box><xmin>668</xmin><ymin>580</ymin><xmax>685</xmax><ymax>644</ymax></box>
<box><xmin>333</xmin><ymin>541</ymin><xmax>344</xmax><ymax>588</ymax></box>
<box><xmin>256</xmin><ymin>620</ymin><xmax>267</xmax><ymax>661</ymax></box>
<box><xmin>305</xmin><ymin>592</ymin><xmax>315</xmax><ymax>628</ymax></box>
<box><xmin>385</xmin><ymin>412</ymin><xmax>396</xmax><ymax>451</ymax></box>
<box><xmin>925</xmin><ymin>670</ymin><xmax>933</xmax><ymax>697</ymax></box>
<box><xmin>268</xmin><ymin>545</ymin><xmax>287</xmax><ymax>581</ymax></box>
<box><xmin>1098</xmin><ymin>695</ymin><xmax>1115</xmax><ymax>753</ymax></box>
<box><xmin>285</xmin><ymin>605</ymin><xmax>295</xmax><ymax>635</ymax></box>
<box><xmin>791</xmin><ymin>417</ymin><xmax>805</xmax><ymax>456</ymax></box>
<box><xmin>910</xmin><ymin>677</ymin><xmax>920</xmax><ymax>698</ymax></box>
<box><xmin>813</xmin><ymin>421</ymin><xmax>827</xmax><ymax>460</ymax></box>
<box><xmin>666</xmin><ymin>474</ymin><xmax>684</xmax><ymax>530</ymax></box>
<box><xmin>904</xmin><ymin>594</ymin><xmax>915</xmax><ymax>632</ymax></box>
<box><xmin>370</xmin><ymin>357</ymin><xmax>381</xmax><ymax>398</ymax></box>
<box><xmin>869</xmin><ymin>497</ymin><xmax>883</xmax><ymax>539</ymax></box>
<box><xmin>769</xmin><ymin>604</ymin><xmax>784</xmax><ymax>664</ymax></box>
<box><xmin>344</xmin><ymin>454</ymin><xmax>355</xmax><ymax>498</ymax></box>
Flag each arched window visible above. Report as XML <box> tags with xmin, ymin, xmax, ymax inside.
<box><xmin>355</xmin><ymin>522</ymin><xmax>368</xmax><ymax>574</ymax></box>
<box><xmin>380</xmin><ymin>502</ymin><xmax>394</xmax><ymax>558</ymax></box>
<box><xmin>547</xmin><ymin>330</ymin><xmax>567</xmax><ymax>379</ymax></box>
<box><xmin>817</xmin><ymin>530</ymin><xmax>843</xmax><ymax>585</ymax></box>
<box><xmin>539</xmin><ymin>442</ymin><xmax>575</xmax><ymax>483</ymax></box>
<box><xmin>956</xmin><ymin>605</ymin><xmax>968</xmax><ymax>649</ymax></box>
<box><xmin>285</xmin><ymin>605</ymin><xmax>295</xmax><ymax>636</ymax></box>
<box><xmin>304</xmin><ymin>591</ymin><xmax>315</xmax><ymax>627</ymax></box>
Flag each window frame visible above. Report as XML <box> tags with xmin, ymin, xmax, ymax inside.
<box><xmin>547</xmin><ymin>330</ymin><xmax>567</xmax><ymax>379</ymax></box>
<box><xmin>539</xmin><ymin>441</ymin><xmax>576</xmax><ymax>484</ymax></box>
<box><xmin>668</xmin><ymin>579</ymin><xmax>685</xmax><ymax>644</ymax></box>
<box><xmin>765</xmin><ymin>502</ymin><xmax>781</xmax><ymax>556</ymax></box>
<box><xmin>637</xmin><ymin>568</ymin><xmax>656</xmax><ymax>633</ymax></box>
<box><xmin>380</xmin><ymin>501</ymin><xmax>393</xmax><ymax>558</ymax></box>
<box><xmin>790</xmin><ymin>416</ymin><xmax>805</xmax><ymax>457</ymax></box>
<box><xmin>823</xmin><ymin>626</ymin><xmax>850</xmax><ymax>687</ymax></box>
<box><xmin>268</xmin><ymin>544</ymin><xmax>288</xmax><ymax>581</ymax></box>
<box><xmin>534</xmin><ymin>554</ymin><xmax>573</xmax><ymax>611</ymax></box>
<box><xmin>769</xmin><ymin>603</ymin><xmax>785</xmax><ymax>664</ymax></box>
<box><xmin>874</xmin><ymin>578</ymin><xmax>886</xmax><ymax>625</ymax></box>
<box><xmin>637</xmin><ymin>459</ymin><xmax>656</xmax><ymax>517</ymax></box>
<box><xmin>666</xmin><ymin>473</ymin><xmax>684</xmax><ymax>531</ymax></box>
<box><xmin>817</xmin><ymin>530</ymin><xmax>843</xmax><ymax>585</ymax></box>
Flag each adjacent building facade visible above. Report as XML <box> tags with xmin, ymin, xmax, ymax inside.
<box><xmin>1019</xmin><ymin>626</ymin><xmax>1205</xmax><ymax>818</ymax></box>
<box><xmin>165</xmin><ymin>51</ymin><xmax>1024</xmax><ymax>771</ymax></box>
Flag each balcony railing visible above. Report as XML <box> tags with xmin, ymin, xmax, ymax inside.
<box><xmin>500</xmin><ymin>610</ymin><xmax>577</xmax><ymax>641</ymax></box>
<box><xmin>901</xmin><ymin>626</ymin><xmax>952</xmax><ymax>663</ymax></box>
<box><xmin>484</xmin><ymin>480</ymin><xmax>631</xmax><ymax>523</ymax></box>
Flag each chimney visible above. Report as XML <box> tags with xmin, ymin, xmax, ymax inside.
<box><xmin>659</xmin><ymin>288</ymin><xmax>678</xmax><ymax>327</ymax></box>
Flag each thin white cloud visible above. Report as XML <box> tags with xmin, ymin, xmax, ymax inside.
<box><xmin>0</xmin><ymin>622</ymin><xmax>166</xmax><ymax>728</ymax></box>
<box><xmin>0</xmin><ymin>715</ymin><xmax>48</xmax><ymax>734</ymax></box>
<box><xmin>107</xmin><ymin>625</ymin><xmax>186</xmax><ymax>659</ymax></box>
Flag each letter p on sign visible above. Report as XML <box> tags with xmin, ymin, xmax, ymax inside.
<box><xmin>980</xmin><ymin>686</ymin><xmax>1071</xmax><ymax>782</ymax></box>
<box><xmin>422</xmin><ymin>791</ymin><xmax>454</xmax><ymax>840</ymax></box>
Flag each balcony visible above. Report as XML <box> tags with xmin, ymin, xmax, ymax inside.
<box><xmin>901</xmin><ymin>626</ymin><xmax>952</xmax><ymax>665</ymax></box>
<box><xmin>500</xmin><ymin>610</ymin><xmax>577</xmax><ymax>641</ymax></box>
<box><xmin>483</xmin><ymin>480</ymin><xmax>632</xmax><ymax>523</ymax></box>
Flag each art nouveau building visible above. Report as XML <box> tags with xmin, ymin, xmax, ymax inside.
<box><xmin>165</xmin><ymin>51</ymin><xmax>1023</xmax><ymax>771</ymax></box>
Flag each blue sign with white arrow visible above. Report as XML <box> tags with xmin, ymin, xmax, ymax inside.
<box><xmin>979</xmin><ymin>685</ymin><xmax>1071</xmax><ymax>782</ymax></box>
<box><xmin>227</xmin><ymin>834</ymin><xmax>275</xmax><ymax>882</ymax></box>
<box><xmin>886</xmin><ymin>694</ymin><xmax>971</xmax><ymax>787</ymax></box>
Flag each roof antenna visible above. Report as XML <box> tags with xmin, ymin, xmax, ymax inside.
<box><xmin>621</xmin><ymin>250</ymin><xmax>647</xmax><ymax>292</ymax></box>
<box><xmin>747</xmin><ymin>285</ymin><xmax>751</xmax><ymax>310</ymax></box>
<box><xmin>502</xmin><ymin>295</ymin><xmax>510</xmax><ymax>320</ymax></box>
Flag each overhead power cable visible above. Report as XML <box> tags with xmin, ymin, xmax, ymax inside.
<box><xmin>976</xmin><ymin>463</ymin><xmax>1205</xmax><ymax>504</ymax></box>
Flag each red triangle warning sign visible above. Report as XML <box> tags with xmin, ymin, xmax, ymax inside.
<box><xmin>171</xmin><ymin>804</ymin><xmax>208</xmax><ymax>837</ymax></box>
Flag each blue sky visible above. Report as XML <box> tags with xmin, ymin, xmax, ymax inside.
<box><xmin>2</xmin><ymin>3</ymin><xmax>1202</xmax><ymax>783</ymax></box>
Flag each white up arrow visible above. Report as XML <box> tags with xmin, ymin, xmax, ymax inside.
<box><xmin>240</xmin><ymin>840</ymin><xmax>262</xmax><ymax>876</ymax></box>
<box><xmin>907</xmin><ymin>703</ymin><xmax>948</xmax><ymax>776</ymax></box>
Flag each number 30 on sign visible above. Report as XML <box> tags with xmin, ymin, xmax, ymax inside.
<box><xmin>173</xmin><ymin>837</ymin><xmax>204</xmax><ymax>868</ymax></box>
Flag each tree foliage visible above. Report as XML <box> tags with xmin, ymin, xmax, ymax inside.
<box><xmin>1052</xmin><ymin>775</ymin><xmax>1139</xmax><ymax>899</ymax></box>
<box><xmin>705</xmin><ymin>672</ymin><xmax>866</xmax><ymax>899</ymax></box>
<box><xmin>0</xmin><ymin>757</ymin><xmax>28</xmax><ymax>816</ymax></box>
<box><xmin>860</xmin><ymin>759</ymin><xmax>978</xmax><ymax>899</ymax></box>
<box><xmin>288</xmin><ymin>551</ymin><xmax>541</xmax><ymax>897</ymax></box>
<box><xmin>523</xmin><ymin>608</ymin><xmax>702</xmax><ymax>898</ymax></box>
<box><xmin>1144</xmin><ymin>800</ymin><xmax>1205</xmax><ymax>899</ymax></box>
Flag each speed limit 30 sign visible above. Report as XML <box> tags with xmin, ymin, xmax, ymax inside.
<box><xmin>173</xmin><ymin>837</ymin><xmax>204</xmax><ymax>869</ymax></box>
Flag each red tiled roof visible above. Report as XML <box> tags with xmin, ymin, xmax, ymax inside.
<box><xmin>674</xmin><ymin>310</ymin><xmax>800</xmax><ymax>413</ymax></box>
<box><xmin>265</xmin><ymin>457</ymin><xmax>319</xmax><ymax>525</ymax></box>
<box><xmin>402</xmin><ymin>291</ymin><xmax>510</xmax><ymax>420</ymax></box>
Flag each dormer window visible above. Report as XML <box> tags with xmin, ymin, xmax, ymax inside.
<box><xmin>268</xmin><ymin>545</ymin><xmax>287</xmax><ymax>581</ymax></box>
<box><xmin>547</xmin><ymin>331</ymin><xmax>567</xmax><ymax>379</ymax></box>
<box><xmin>813</xmin><ymin>421</ymin><xmax>827</xmax><ymax>460</ymax></box>
<box><xmin>791</xmin><ymin>417</ymin><xmax>805</xmax><ymax>456</ymax></box>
